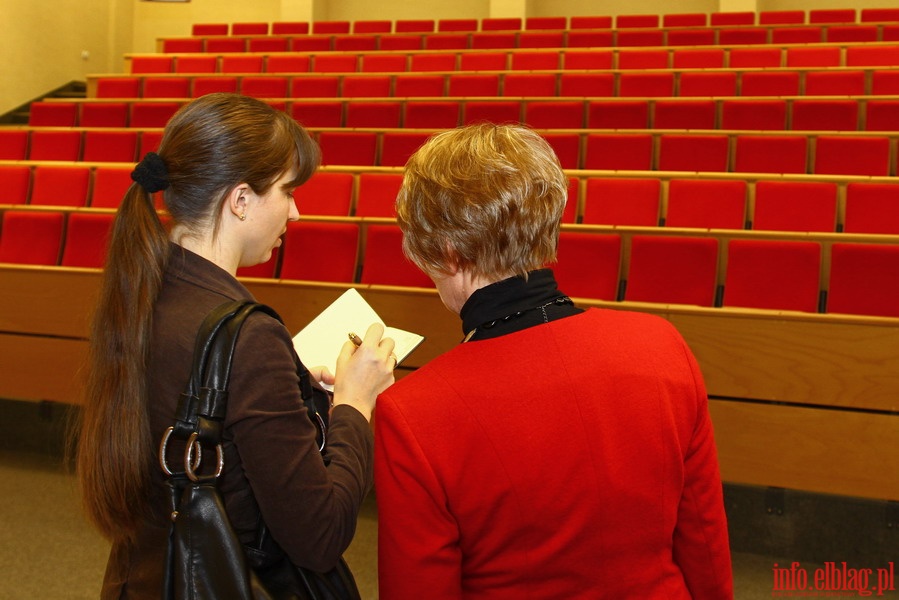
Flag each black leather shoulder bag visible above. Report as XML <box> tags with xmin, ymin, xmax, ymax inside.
<box><xmin>159</xmin><ymin>300</ymin><xmax>362</xmax><ymax>600</ymax></box>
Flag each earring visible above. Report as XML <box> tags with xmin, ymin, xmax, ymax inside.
<box><xmin>239</xmin><ymin>213</ymin><xmax>246</xmax><ymax>221</ymax></box>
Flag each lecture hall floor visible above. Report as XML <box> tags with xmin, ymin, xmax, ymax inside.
<box><xmin>0</xmin><ymin>398</ymin><xmax>892</xmax><ymax>599</ymax></box>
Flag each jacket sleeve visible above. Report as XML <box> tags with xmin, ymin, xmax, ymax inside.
<box><xmin>375</xmin><ymin>391</ymin><xmax>464</xmax><ymax>600</ymax></box>
<box><xmin>224</xmin><ymin>312</ymin><xmax>373</xmax><ymax>572</ymax></box>
<box><xmin>672</xmin><ymin>342</ymin><xmax>734</xmax><ymax>600</ymax></box>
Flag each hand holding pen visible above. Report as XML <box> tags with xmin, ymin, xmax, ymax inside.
<box><xmin>331</xmin><ymin>323</ymin><xmax>396</xmax><ymax>421</ymax></box>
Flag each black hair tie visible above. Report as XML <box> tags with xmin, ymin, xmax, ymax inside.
<box><xmin>131</xmin><ymin>152</ymin><xmax>170</xmax><ymax>193</ymax></box>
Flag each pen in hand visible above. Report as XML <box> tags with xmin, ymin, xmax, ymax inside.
<box><xmin>348</xmin><ymin>332</ymin><xmax>363</xmax><ymax>347</ymax></box>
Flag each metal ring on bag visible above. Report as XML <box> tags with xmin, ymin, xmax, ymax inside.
<box><xmin>184</xmin><ymin>432</ymin><xmax>224</xmax><ymax>482</ymax></box>
<box><xmin>314</xmin><ymin>411</ymin><xmax>327</xmax><ymax>453</ymax></box>
<box><xmin>159</xmin><ymin>426</ymin><xmax>175</xmax><ymax>476</ymax></box>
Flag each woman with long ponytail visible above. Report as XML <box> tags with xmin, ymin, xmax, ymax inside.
<box><xmin>75</xmin><ymin>93</ymin><xmax>395</xmax><ymax>597</ymax></box>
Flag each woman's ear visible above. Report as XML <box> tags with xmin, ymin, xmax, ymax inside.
<box><xmin>226</xmin><ymin>183</ymin><xmax>251</xmax><ymax>221</ymax></box>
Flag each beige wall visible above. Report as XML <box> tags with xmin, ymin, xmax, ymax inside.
<box><xmin>5</xmin><ymin>0</ymin><xmax>899</xmax><ymax>116</ymax></box>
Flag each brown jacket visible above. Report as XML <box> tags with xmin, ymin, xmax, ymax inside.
<box><xmin>101</xmin><ymin>245</ymin><xmax>373</xmax><ymax>599</ymax></box>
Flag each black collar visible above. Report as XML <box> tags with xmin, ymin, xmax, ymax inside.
<box><xmin>459</xmin><ymin>269</ymin><xmax>582</xmax><ymax>342</ymax></box>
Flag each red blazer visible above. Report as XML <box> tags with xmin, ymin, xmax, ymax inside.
<box><xmin>375</xmin><ymin>308</ymin><xmax>733</xmax><ymax>599</ymax></box>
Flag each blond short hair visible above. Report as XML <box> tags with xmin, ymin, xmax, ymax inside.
<box><xmin>396</xmin><ymin>123</ymin><xmax>568</xmax><ymax>280</ymax></box>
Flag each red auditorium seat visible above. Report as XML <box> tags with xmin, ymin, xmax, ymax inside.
<box><xmin>162</xmin><ymin>38</ymin><xmax>204</xmax><ymax>53</ymax></box>
<box><xmin>810</xmin><ymin>9</ymin><xmax>855</xmax><ymax>23</ymax></box>
<box><xmin>205</xmin><ymin>38</ymin><xmax>248</xmax><ymax>52</ymax></box>
<box><xmin>295</xmin><ymin>172</ymin><xmax>354</xmax><ymax>216</ymax></box>
<box><xmin>791</xmin><ymin>99</ymin><xmax>859</xmax><ymax>131</ymax></box>
<box><xmin>463</xmin><ymin>101</ymin><xmax>521</xmax><ymax>125</ymax></box>
<box><xmin>143</xmin><ymin>77</ymin><xmax>190</xmax><ymax>98</ymax></box>
<box><xmin>266</xmin><ymin>55</ymin><xmax>311</xmax><ymax>74</ymax></box>
<box><xmin>526</xmin><ymin>16</ymin><xmax>567</xmax><ymax>29</ymax></box>
<box><xmin>79</xmin><ymin>102</ymin><xmax>128</xmax><ymax>127</ymax></box>
<box><xmin>563</xmin><ymin>50</ymin><xmax>614</xmax><ymax>70</ymax></box>
<box><xmin>394</xmin><ymin>74</ymin><xmax>446</xmax><ymax>97</ymax></box>
<box><xmin>191</xmin><ymin>77</ymin><xmax>238</xmax><ymax>97</ymax></box>
<box><xmin>29</xmin><ymin>166</ymin><xmax>91</xmax><ymax>207</ymax></box>
<box><xmin>845</xmin><ymin>45</ymin><xmax>899</xmax><ymax>67</ymax></box>
<box><xmin>723</xmin><ymin>239</ymin><xmax>821</xmax><ymax>312</ymax></box>
<box><xmin>360</xmin><ymin>224</ymin><xmax>433</xmax><ymax>287</ymax></box>
<box><xmin>617</xmin><ymin>49</ymin><xmax>669</xmax><ymax>70</ymax></box>
<box><xmin>517</xmin><ymin>32</ymin><xmax>565</xmax><ymax>49</ymax></box>
<box><xmin>753</xmin><ymin>181</ymin><xmax>837</xmax><ymax>232</ymax></box>
<box><xmin>290</xmin><ymin>36</ymin><xmax>332</xmax><ymax>52</ymax></box>
<box><xmin>721</xmin><ymin>99</ymin><xmax>787</xmax><ymax>130</ymax></box>
<box><xmin>438</xmin><ymin>19</ymin><xmax>477</xmax><ymax>32</ymax></box>
<box><xmin>356</xmin><ymin>173</ymin><xmax>403</xmax><ymax>217</ymax></box>
<box><xmin>616</xmin><ymin>15</ymin><xmax>660</xmax><ymax>28</ymax></box>
<box><xmin>82</xmin><ymin>130</ymin><xmax>138</xmax><ymax>163</ymax></box>
<box><xmin>510</xmin><ymin>51</ymin><xmax>560</xmax><ymax>70</ymax></box>
<box><xmin>129</xmin><ymin>102</ymin><xmax>181</xmax><ymax>128</ymax></box>
<box><xmin>672</xmin><ymin>48</ymin><xmax>725</xmax><ymax>69</ymax></box>
<box><xmin>424</xmin><ymin>33</ymin><xmax>469</xmax><ymax>50</ymax></box>
<box><xmin>396</xmin><ymin>19</ymin><xmax>435</xmax><ymax>33</ymax></box>
<box><xmin>280</xmin><ymin>221</ymin><xmax>359</xmax><ymax>283</ymax></box>
<box><xmin>761</xmin><ymin>10</ymin><xmax>806</xmax><ymax>24</ymax></box>
<box><xmin>718</xmin><ymin>27</ymin><xmax>769</xmax><ymax>45</ymax></box>
<box><xmin>0</xmin><ymin>211</ymin><xmax>65</xmax><ymax>265</ymax></box>
<box><xmin>345</xmin><ymin>102</ymin><xmax>402</xmax><ymax>128</ymax></box>
<box><xmin>0</xmin><ymin>165</ymin><xmax>31</xmax><ymax>204</ymax></box>
<box><xmin>191</xmin><ymin>23</ymin><xmax>227</xmax><ymax>35</ymax></box>
<box><xmin>813</xmin><ymin>136</ymin><xmax>891</xmax><ymax>177</ymax></box>
<box><xmin>618</xmin><ymin>72</ymin><xmax>675</xmax><ymax>97</ymax></box>
<box><xmin>582</xmin><ymin>178</ymin><xmax>661</xmax><ymax>226</ymax></box>
<box><xmin>29</xmin><ymin>102</ymin><xmax>77</xmax><ymax>126</ymax></box>
<box><xmin>334</xmin><ymin>35</ymin><xmax>378</xmax><ymax>52</ymax></box>
<box><xmin>28</xmin><ymin>130</ymin><xmax>82</xmax><ymax>161</ymax></box>
<box><xmin>312</xmin><ymin>55</ymin><xmax>359</xmax><ymax>74</ymax></box>
<box><xmin>740</xmin><ymin>71</ymin><xmax>800</xmax><ymax>96</ymax></box>
<box><xmin>584</xmin><ymin>134</ymin><xmax>653</xmax><ymax>171</ymax></box>
<box><xmin>653</xmin><ymin>100</ymin><xmax>716</xmax><ymax>129</ymax></box>
<box><xmin>624</xmin><ymin>235</ymin><xmax>719</xmax><ymax>306</ymax></box>
<box><xmin>248</xmin><ymin>37</ymin><xmax>289</xmax><ymax>53</ymax></box>
<box><xmin>666</xmin><ymin>29</ymin><xmax>716</xmax><ymax>46</ymax></box>
<box><xmin>505</xmin><ymin>72</ymin><xmax>556</xmax><ymax>95</ymax></box>
<box><xmin>664</xmin><ymin>13</ymin><xmax>707</xmax><ymax>27</ymax></box>
<box><xmin>569</xmin><ymin>16</ymin><xmax>613</xmax><ymax>29</ymax></box>
<box><xmin>91</xmin><ymin>167</ymin><xmax>134</xmax><ymax>208</ymax></box>
<box><xmin>360</xmin><ymin>55</ymin><xmax>407</xmax><ymax>73</ymax></box>
<box><xmin>566</xmin><ymin>30</ymin><xmax>614</xmax><ymax>48</ymax></box>
<box><xmin>379</xmin><ymin>35</ymin><xmax>423</xmax><ymax>51</ymax></box>
<box><xmin>871</xmin><ymin>71</ymin><xmax>899</xmax><ymax>95</ymax></box>
<box><xmin>560</xmin><ymin>73</ymin><xmax>615</xmax><ymax>97</ymax></box>
<box><xmin>0</xmin><ymin>130</ymin><xmax>28</xmax><ymax>160</ymax></box>
<box><xmin>290</xmin><ymin>76</ymin><xmax>340</xmax><ymax>98</ymax></box>
<box><xmin>341</xmin><ymin>75</ymin><xmax>392</xmax><ymax>98</ymax></box>
<box><xmin>666</xmin><ymin>179</ymin><xmax>747</xmax><ymax>230</ymax></box>
<box><xmin>96</xmin><ymin>77</ymin><xmax>141</xmax><ymax>98</ymax></box>
<box><xmin>410</xmin><ymin>53</ymin><xmax>457</xmax><ymax>71</ymax></box>
<box><xmin>678</xmin><ymin>72</ymin><xmax>738</xmax><ymax>97</ymax></box>
<box><xmin>844</xmin><ymin>183</ymin><xmax>899</xmax><ymax>235</ymax></box>
<box><xmin>734</xmin><ymin>135</ymin><xmax>808</xmax><ymax>174</ymax></box>
<box><xmin>317</xmin><ymin>132</ymin><xmax>377</xmax><ymax>166</ymax></box>
<box><xmin>291</xmin><ymin>101</ymin><xmax>343</xmax><ymax>127</ymax></box>
<box><xmin>448</xmin><ymin>74</ymin><xmax>500</xmax><ymax>96</ymax></box>
<box><xmin>728</xmin><ymin>47</ymin><xmax>782</xmax><ymax>68</ymax></box>
<box><xmin>60</xmin><ymin>212</ymin><xmax>115</xmax><ymax>268</ymax></box>
<box><xmin>380</xmin><ymin>132</ymin><xmax>431</xmax><ymax>167</ymax></box>
<box><xmin>221</xmin><ymin>55</ymin><xmax>265</xmax><ymax>74</ymax></box>
<box><xmin>175</xmin><ymin>55</ymin><xmax>218</xmax><ymax>73</ymax></box>
<box><xmin>710</xmin><ymin>12</ymin><xmax>755</xmax><ymax>26</ymax></box>
<box><xmin>524</xmin><ymin>101</ymin><xmax>584</xmax><ymax>129</ymax></box>
<box><xmin>803</xmin><ymin>71</ymin><xmax>866</xmax><ymax>96</ymax></box>
<box><xmin>481</xmin><ymin>17</ymin><xmax>522</xmax><ymax>31</ymax></box>
<box><xmin>657</xmin><ymin>134</ymin><xmax>729</xmax><ymax>172</ymax></box>
<box><xmin>554</xmin><ymin>233</ymin><xmax>622</xmax><ymax>301</ymax></box>
<box><xmin>541</xmin><ymin>133</ymin><xmax>581</xmax><ymax>170</ymax></box>
<box><xmin>403</xmin><ymin>101</ymin><xmax>459</xmax><ymax>128</ymax></box>
<box><xmin>825</xmin><ymin>26</ymin><xmax>878</xmax><ymax>43</ymax></box>
<box><xmin>240</xmin><ymin>76</ymin><xmax>287</xmax><ymax>98</ymax></box>
<box><xmin>271</xmin><ymin>22</ymin><xmax>309</xmax><ymax>35</ymax></box>
<box><xmin>130</xmin><ymin>56</ymin><xmax>173</xmax><ymax>74</ymax></box>
<box><xmin>231</xmin><ymin>22</ymin><xmax>268</xmax><ymax>35</ymax></box>
<box><xmin>354</xmin><ymin>20</ymin><xmax>391</xmax><ymax>33</ymax></box>
<box><xmin>312</xmin><ymin>21</ymin><xmax>350</xmax><ymax>34</ymax></box>
<box><xmin>771</xmin><ymin>26</ymin><xmax>823</xmax><ymax>44</ymax></box>
<box><xmin>827</xmin><ymin>243</ymin><xmax>899</xmax><ymax>318</ymax></box>
<box><xmin>785</xmin><ymin>46</ymin><xmax>841</xmax><ymax>68</ymax></box>
<box><xmin>460</xmin><ymin>52</ymin><xmax>507</xmax><ymax>71</ymax></box>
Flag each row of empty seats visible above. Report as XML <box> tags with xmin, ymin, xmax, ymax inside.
<box><xmin>5</xmin><ymin>162</ymin><xmax>899</xmax><ymax>235</ymax></box>
<box><xmin>25</xmin><ymin>96</ymin><xmax>899</xmax><ymax>133</ymax></box>
<box><xmin>7</xmin><ymin>123</ymin><xmax>899</xmax><ymax>175</ymax></box>
<box><xmin>188</xmin><ymin>10</ymin><xmax>899</xmax><ymax>37</ymax></box>
<box><xmin>88</xmin><ymin>69</ymin><xmax>899</xmax><ymax>102</ymax></box>
<box><xmin>3</xmin><ymin>208</ymin><xmax>897</xmax><ymax>318</ymax></box>
<box><xmin>130</xmin><ymin>44</ymin><xmax>899</xmax><ymax>74</ymax></box>
<box><xmin>163</xmin><ymin>25</ymin><xmax>899</xmax><ymax>53</ymax></box>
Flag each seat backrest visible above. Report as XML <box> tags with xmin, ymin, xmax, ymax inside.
<box><xmin>813</xmin><ymin>136</ymin><xmax>891</xmax><ymax>177</ymax></box>
<box><xmin>0</xmin><ymin>165</ymin><xmax>32</xmax><ymax>204</ymax></box>
<box><xmin>734</xmin><ymin>135</ymin><xmax>808</xmax><ymax>174</ymax></box>
<box><xmin>318</xmin><ymin>132</ymin><xmax>378</xmax><ymax>167</ymax></box>
<box><xmin>723</xmin><ymin>239</ymin><xmax>821</xmax><ymax>312</ymax></box>
<box><xmin>666</xmin><ymin>179</ymin><xmax>747</xmax><ymax>230</ymax></box>
<box><xmin>29</xmin><ymin>166</ymin><xmax>91</xmax><ymax>207</ymax></box>
<box><xmin>753</xmin><ymin>181</ymin><xmax>837</xmax><ymax>232</ymax></box>
<box><xmin>341</xmin><ymin>76</ymin><xmax>392</xmax><ymax>98</ymax></box>
<box><xmin>0</xmin><ymin>210</ymin><xmax>65</xmax><ymax>265</ymax></box>
<box><xmin>554</xmin><ymin>232</ymin><xmax>622</xmax><ymax>301</ymax></box>
<box><xmin>355</xmin><ymin>173</ymin><xmax>403</xmax><ymax>218</ymax></box>
<box><xmin>280</xmin><ymin>221</ymin><xmax>360</xmax><ymax>283</ymax></box>
<box><xmin>791</xmin><ymin>99</ymin><xmax>859</xmax><ymax>132</ymax></box>
<box><xmin>82</xmin><ymin>130</ymin><xmax>138</xmax><ymax>163</ymax></box>
<box><xmin>721</xmin><ymin>99</ymin><xmax>787</xmax><ymax>130</ymax></box>
<box><xmin>844</xmin><ymin>183</ymin><xmax>899</xmax><ymax>235</ymax></box>
<box><xmin>625</xmin><ymin>235</ymin><xmax>719</xmax><ymax>306</ymax></box>
<box><xmin>380</xmin><ymin>132</ymin><xmax>431</xmax><ymax>168</ymax></box>
<box><xmin>583</xmin><ymin>178</ymin><xmax>661</xmax><ymax>226</ymax></box>
<box><xmin>29</xmin><ymin>130</ymin><xmax>82</xmax><ymax>161</ymax></box>
<box><xmin>91</xmin><ymin>167</ymin><xmax>135</xmax><ymax>208</ymax></box>
<box><xmin>583</xmin><ymin>133</ymin><xmax>653</xmax><ymax>171</ymax></box>
<box><xmin>404</xmin><ymin>101</ymin><xmax>460</xmax><ymax>129</ymax></box>
<box><xmin>827</xmin><ymin>243</ymin><xmax>899</xmax><ymax>317</ymax></box>
<box><xmin>61</xmin><ymin>212</ymin><xmax>116</xmax><ymax>268</ymax></box>
<box><xmin>0</xmin><ymin>130</ymin><xmax>29</xmax><ymax>160</ymax></box>
<box><xmin>296</xmin><ymin>172</ymin><xmax>354</xmax><ymax>216</ymax></box>
<box><xmin>77</xmin><ymin>99</ymin><xmax>127</xmax><ymax>126</ymax></box>
<box><xmin>360</xmin><ymin>224</ymin><xmax>433</xmax><ymax>287</ymax></box>
<box><xmin>28</xmin><ymin>102</ymin><xmax>78</xmax><ymax>126</ymax></box>
<box><xmin>657</xmin><ymin>134</ymin><xmax>729</xmax><ymax>172</ymax></box>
